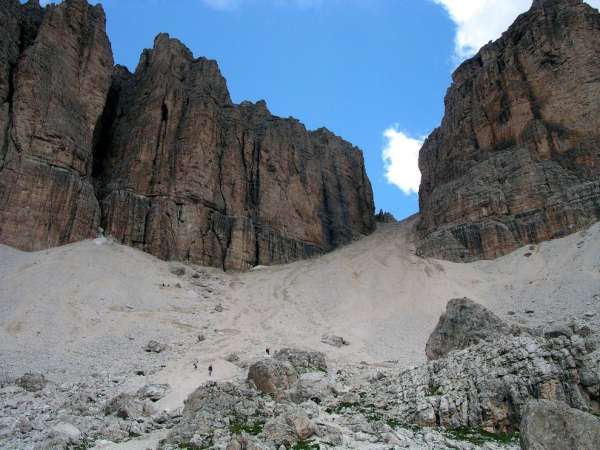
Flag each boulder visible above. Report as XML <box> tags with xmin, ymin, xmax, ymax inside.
<box><xmin>520</xmin><ymin>400</ymin><xmax>600</xmax><ymax>450</ymax></box>
<box><xmin>137</xmin><ymin>384</ymin><xmax>170</xmax><ymax>402</ymax></box>
<box><xmin>50</xmin><ymin>422</ymin><xmax>82</xmax><ymax>445</ymax></box>
<box><xmin>145</xmin><ymin>340</ymin><xmax>167</xmax><ymax>353</ymax></box>
<box><xmin>425</xmin><ymin>297</ymin><xmax>511</xmax><ymax>360</ymax></box>
<box><xmin>262</xmin><ymin>405</ymin><xmax>318</xmax><ymax>446</ymax></box>
<box><xmin>16</xmin><ymin>373</ymin><xmax>47</xmax><ymax>392</ymax></box>
<box><xmin>273</xmin><ymin>348</ymin><xmax>327</xmax><ymax>374</ymax></box>
<box><xmin>103</xmin><ymin>393</ymin><xmax>143</xmax><ymax>419</ymax></box>
<box><xmin>161</xmin><ymin>382</ymin><xmax>267</xmax><ymax>449</ymax></box>
<box><xmin>290</xmin><ymin>372</ymin><xmax>337</xmax><ymax>404</ymax></box>
<box><xmin>247</xmin><ymin>359</ymin><xmax>298</xmax><ymax>398</ymax></box>
<box><xmin>320</xmin><ymin>335</ymin><xmax>350</xmax><ymax>348</ymax></box>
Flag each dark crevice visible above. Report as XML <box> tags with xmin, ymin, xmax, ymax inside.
<box><xmin>91</xmin><ymin>78</ymin><xmax>121</xmax><ymax>195</ymax></box>
<box><xmin>0</xmin><ymin>63</ymin><xmax>17</xmax><ymax>170</ymax></box>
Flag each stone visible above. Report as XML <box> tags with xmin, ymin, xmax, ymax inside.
<box><xmin>273</xmin><ymin>348</ymin><xmax>327</xmax><ymax>374</ymax></box>
<box><xmin>169</xmin><ymin>264</ymin><xmax>186</xmax><ymax>276</ymax></box>
<box><xmin>417</xmin><ymin>0</ymin><xmax>600</xmax><ymax>262</ymax></box>
<box><xmin>262</xmin><ymin>405</ymin><xmax>318</xmax><ymax>446</ymax></box>
<box><xmin>161</xmin><ymin>382</ymin><xmax>267</xmax><ymax>449</ymax></box>
<box><xmin>145</xmin><ymin>340</ymin><xmax>167</xmax><ymax>353</ymax></box>
<box><xmin>50</xmin><ymin>422</ymin><xmax>82</xmax><ymax>445</ymax></box>
<box><xmin>543</xmin><ymin>325</ymin><xmax>573</xmax><ymax>339</ymax></box>
<box><xmin>247</xmin><ymin>358</ymin><xmax>298</xmax><ymax>398</ymax></box>
<box><xmin>103</xmin><ymin>393</ymin><xmax>142</xmax><ymax>419</ymax></box>
<box><xmin>425</xmin><ymin>298</ymin><xmax>511</xmax><ymax>360</ymax></box>
<box><xmin>137</xmin><ymin>384</ymin><xmax>170</xmax><ymax>402</ymax></box>
<box><xmin>289</xmin><ymin>372</ymin><xmax>337</xmax><ymax>404</ymax></box>
<box><xmin>15</xmin><ymin>373</ymin><xmax>46</xmax><ymax>392</ymax></box>
<box><xmin>520</xmin><ymin>399</ymin><xmax>600</xmax><ymax>450</ymax></box>
<box><xmin>320</xmin><ymin>335</ymin><xmax>350</xmax><ymax>348</ymax></box>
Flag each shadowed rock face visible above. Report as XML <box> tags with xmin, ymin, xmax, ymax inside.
<box><xmin>94</xmin><ymin>35</ymin><xmax>375</xmax><ymax>271</ymax></box>
<box><xmin>417</xmin><ymin>0</ymin><xmax>600</xmax><ymax>261</ymax></box>
<box><xmin>0</xmin><ymin>1</ymin><xmax>375</xmax><ymax>271</ymax></box>
<box><xmin>0</xmin><ymin>0</ymin><xmax>113</xmax><ymax>251</ymax></box>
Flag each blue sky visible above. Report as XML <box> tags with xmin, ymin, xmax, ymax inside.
<box><xmin>36</xmin><ymin>0</ymin><xmax>600</xmax><ymax>219</ymax></box>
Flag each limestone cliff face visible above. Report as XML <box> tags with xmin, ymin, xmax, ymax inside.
<box><xmin>0</xmin><ymin>0</ymin><xmax>113</xmax><ymax>250</ymax></box>
<box><xmin>0</xmin><ymin>1</ymin><xmax>375</xmax><ymax>270</ymax></box>
<box><xmin>417</xmin><ymin>0</ymin><xmax>600</xmax><ymax>261</ymax></box>
<box><xmin>94</xmin><ymin>35</ymin><xmax>374</xmax><ymax>270</ymax></box>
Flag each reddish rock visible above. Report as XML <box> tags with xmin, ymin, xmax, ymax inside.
<box><xmin>94</xmin><ymin>35</ymin><xmax>374</xmax><ymax>270</ymax></box>
<box><xmin>0</xmin><ymin>2</ymin><xmax>374</xmax><ymax>271</ymax></box>
<box><xmin>0</xmin><ymin>0</ymin><xmax>113</xmax><ymax>250</ymax></box>
<box><xmin>418</xmin><ymin>0</ymin><xmax>600</xmax><ymax>261</ymax></box>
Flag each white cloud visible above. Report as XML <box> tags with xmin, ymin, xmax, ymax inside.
<box><xmin>382</xmin><ymin>126</ymin><xmax>423</xmax><ymax>196</ymax></box>
<box><xmin>434</xmin><ymin>0</ymin><xmax>600</xmax><ymax>60</ymax></box>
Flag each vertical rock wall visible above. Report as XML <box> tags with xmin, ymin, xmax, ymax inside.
<box><xmin>418</xmin><ymin>0</ymin><xmax>600</xmax><ymax>261</ymax></box>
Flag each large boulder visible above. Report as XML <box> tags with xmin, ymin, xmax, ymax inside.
<box><xmin>16</xmin><ymin>373</ymin><xmax>47</xmax><ymax>392</ymax></box>
<box><xmin>161</xmin><ymin>382</ymin><xmax>267</xmax><ymax>449</ymax></box>
<box><xmin>520</xmin><ymin>399</ymin><xmax>600</xmax><ymax>450</ymax></box>
<box><xmin>425</xmin><ymin>297</ymin><xmax>511</xmax><ymax>360</ymax></box>
<box><xmin>363</xmin><ymin>328</ymin><xmax>600</xmax><ymax>432</ymax></box>
<box><xmin>261</xmin><ymin>405</ymin><xmax>318</xmax><ymax>447</ymax></box>
<box><xmin>247</xmin><ymin>359</ymin><xmax>298</xmax><ymax>398</ymax></box>
<box><xmin>273</xmin><ymin>348</ymin><xmax>327</xmax><ymax>374</ymax></box>
<box><xmin>290</xmin><ymin>372</ymin><xmax>338</xmax><ymax>404</ymax></box>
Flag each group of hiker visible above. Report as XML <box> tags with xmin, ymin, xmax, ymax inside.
<box><xmin>195</xmin><ymin>348</ymin><xmax>271</xmax><ymax>377</ymax></box>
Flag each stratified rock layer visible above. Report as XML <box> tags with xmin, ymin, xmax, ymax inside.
<box><xmin>417</xmin><ymin>0</ymin><xmax>600</xmax><ymax>261</ymax></box>
<box><xmin>0</xmin><ymin>1</ymin><xmax>375</xmax><ymax>271</ymax></box>
<box><xmin>94</xmin><ymin>34</ymin><xmax>374</xmax><ymax>271</ymax></box>
<box><xmin>0</xmin><ymin>0</ymin><xmax>113</xmax><ymax>250</ymax></box>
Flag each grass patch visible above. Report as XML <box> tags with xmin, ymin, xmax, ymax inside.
<box><xmin>445</xmin><ymin>427</ymin><xmax>519</xmax><ymax>446</ymax></box>
<box><xmin>229</xmin><ymin>419</ymin><xmax>264</xmax><ymax>435</ymax></box>
<box><xmin>292</xmin><ymin>439</ymin><xmax>320</xmax><ymax>450</ymax></box>
<box><xmin>324</xmin><ymin>401</ymin><xmax>390</xmax><ymax>424</ymax></box>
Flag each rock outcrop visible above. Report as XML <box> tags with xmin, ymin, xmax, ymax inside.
<box><xmin>418</xmin><ymin>0</ymin><xmax>600</xmax><ymax>261</ymax></box>
<box><xmin>520</xmin><ymin>399</ymin><xmax>600</xmax><ymax>450</ymax></box>
<box><xmin>425</xmin><ymin>297</ymin><xmax>512</xmax><ymax>360</ymax></box>
<box><xmin>0</xmin><ymin>1</ymin><xmax>375</xmax><ymax>271</ymax></box>
<box><xmin>0</xmin><ymin>0</ymin><xmax>113</xmax><ymax>251</ymax></box>
<box><xmin>361</xmin><ymin>313</ymin><xmax>600</xmax><ymax>433</ymax></box>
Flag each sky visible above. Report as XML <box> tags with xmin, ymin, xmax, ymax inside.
<box><xmin>37</xmin><ymin>0</ymin><xmax>600</xmax><ymax>219</ymax></box>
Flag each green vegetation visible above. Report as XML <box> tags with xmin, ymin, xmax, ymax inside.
<box><xmin>324</xmin><ymin>400</ymin><xmax>393</xmax><ymax>423</ymax></box>
<box><xmin>445</xmin><ymin>427</ymin><xmax>519</xmax><ymax>446</ymax></box>
<box><xmin>229</xmin><ymin>419</ymin><xmax>264</xmax><ymax>435</ymax></box>
<box><xmin>292</xmin><ymin>439</ymin><xmax>320</xmax><ymax>450</ymax></box>
<box><xmin>177</xmin><ymin>444</ymin><xmax>203</xmax><ymax>450</ymax></box>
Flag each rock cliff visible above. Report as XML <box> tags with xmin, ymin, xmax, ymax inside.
<box><xmin>417</xmin><ymin>0</ymin><xmax>600</xmax><ymax>261</ymax></box>
<box><xmin>0</xmin><ymin>0</ymin><xmax>375</xmax><ymax>271</ymax></box>
<box><xmin>0</xmin><ymin>0</ymin><xmax>113</xmax><ymax>251</ymax></box>
<box><xmin>94</xmin><ymin>34</ymin><xmax>374</xmax><ymax>270</ymax></box>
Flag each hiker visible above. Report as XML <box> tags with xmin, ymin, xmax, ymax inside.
<box><xmin>208</xmin><ymin>364</ymin><xmax>213</xmax><ymax>377</ymax></box>
<box><xmin>193</xmin><ymin>361</ymin><xmax>198</xmax><ymax>370</ymax></box>
<box><xmin>266</xmin><ymin>348</ymin><xmax>270</xmax><ymax>356</ymax></box>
